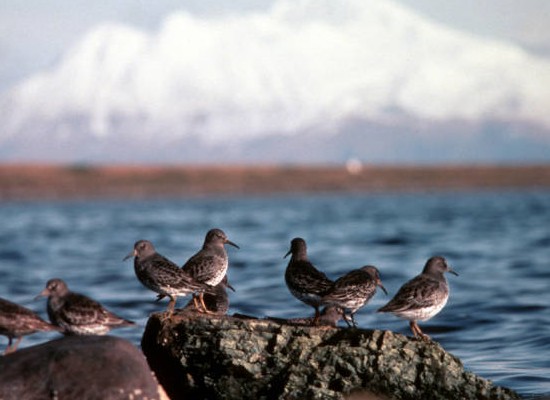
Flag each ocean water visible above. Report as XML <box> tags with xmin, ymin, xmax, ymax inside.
<box><xmin>0</xmin><ymin>190</ymin><xmax>549</xmax><ymax>397</ymax></box>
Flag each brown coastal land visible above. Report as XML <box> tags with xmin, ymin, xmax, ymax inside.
<box><xmin>1</xmin><ymin>164</ymin><xmax>549</xmax><ymax>201</ymax></box>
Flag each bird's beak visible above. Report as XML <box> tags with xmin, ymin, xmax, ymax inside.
<box><xmin>378</xmin><ymin>280</ymin><xmax>388</xmax><ymax>295</ymax></box>
<box><xmin>155</xmin><ymin>294</ymin><xmax>165</xmax><ymax>303</ymax></box>
<box><xmin>225</xmin><ymin>282</ymin><xmax>236</xmax><ymax>292</ymax></box>
<box><xmin>123</xmin><ymin>249</ymin><xmax>136</xmax><ymax>261</ymax></box>
<box><xmin>226</xmin><ymin>239</ymin><xmax>240</xmax><ymax>249</ymax></box>
<box><xmin>284</xmin><ymin>249</ymin><xmax>292</xmax><ymax>259</ymax></box>
<box><xmin>448</xmin><ymin>267</ymin><xmax>459</xmax><ymax>276</ymax></box>
<box><xmin>34</xmin><ymin>288</ymin><xmax>49</xmax><ymax>300</ymax></box>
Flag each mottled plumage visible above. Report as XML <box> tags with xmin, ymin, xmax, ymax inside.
<box><xmin>0</xmin><ymin>297</ymin><xmax>59</xmax><ymax>354</ymax></box>
<box><xmin>182</xmin><ymin>229</ymin><xmax>239</xmax><ymax>286</ymax></box>
<box><xmin>378</xmin><ymin>256</ymin><xmax>458</xmax><ymax>340</ymax></box>
<box><xmin>284</xmin><ymin>238</ymin><xmax>334</xmax><ymax>323</ymax></box>
<box><xmin>322</xmin><ymin>265</ymin><xmax>387</xmax><ymax>327</ymax></box>
<box><xmin>124</xmin><ymin>240</ymin><xmax>208</xmax><ymax>314</ymax></box>
<box><xmin>37</xmin><ymin>279</ymin><xmax>135</xmax><ymax>336</ymax></box>
<box><xmin>181</xmin><ymin>229</ymin><xmax>239</xmax><ymax>313</ymax></box>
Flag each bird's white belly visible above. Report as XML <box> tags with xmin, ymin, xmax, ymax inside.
<box><xmin>206</xmin><ymin>259</ymin><xmax>228</xmax><ymax>286</ymax></box>
<box><xmin>396</xmin><ymin>295</ymin><xmax>448</xmax><ymax>321</ymax></box>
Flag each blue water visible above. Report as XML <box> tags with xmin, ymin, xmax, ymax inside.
<box><xmin>1</xmin><ymin>190</ymin><xmax>549</xmax><ymax>397</ymax></box>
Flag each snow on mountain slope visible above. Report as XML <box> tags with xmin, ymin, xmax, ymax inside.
<box><xmin>1</xmin><ymin>0</ymin><xmax>549</xmax><ymax>162</ymax></box>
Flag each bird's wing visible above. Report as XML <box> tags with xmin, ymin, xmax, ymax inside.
<box><xmin>379</xmin><ymin>276</ymin><xmax>440</xmax><ymax>312</ymax></box>
<box><xmin>287</xmin><ymin>261</ymin><xmax>334</xmax><ymax>295</ymax></box>
<box><xmin>324</xmin><ymin>270</ymin><xmax>375</xmax><ymax>300</ymax></box>
<box><xmin>144</xmin><ymin>254</ymin><xmax>193</xmax><ymax>286</ymax></box>
<box><xmin>57</xmin><ymin>293</ymin><xmax>109</xmax><ymax>327</ymax></box>
<box><xmin>182</xmin><ymin>253</ymin><xmax>220</xmax><ymax>282</ymax></box>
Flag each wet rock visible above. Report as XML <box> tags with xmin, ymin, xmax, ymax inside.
<box><xmin>0</xmin><ymin>335</ymin><xmax>168</xmax><ymax>400</ymax></box>
<box><xmin>142</xmin><ymin>313</ymin><xmax>520</xmax><ymax>400</ymax></box>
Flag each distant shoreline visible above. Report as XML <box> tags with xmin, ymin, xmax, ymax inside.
<box><xmin>1</xmin><ymin>164</ymin><xmax>549</xmax><ymax>201</ymax></box>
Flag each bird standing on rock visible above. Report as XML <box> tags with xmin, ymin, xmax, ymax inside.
<box><xmin>181</xmin><ymin>228</ymin><xmax>239</xmax><ymax>314</ymax></box>
<box><xmin>284</xmin><ymin>238</ymin><xmax>334</xmax><ymax>324</ymax></box>
<box><xmin>322</xmin><ymin>265</ymin><xmax>387</xmax><ymax>327</ymax></box>
<box><xmin>36</xmin><ymin>278</ymin><xmax>135</xmax><ymax>335</ymax></box>
<box><xmin>377</xmin><ymin>256</ymin><xmax>458</xmax><ymax>340</ymax></box>
<box><xmin>0</xmin><ymin>297</ymin><xmax>59</xmax><ymax>354</ymax></box>
<box><xmin>124</xmin><ymin>240</ymin><xmax>208</xmax><ymax>316</ymax></box>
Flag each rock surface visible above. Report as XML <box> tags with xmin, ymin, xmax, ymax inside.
<box><xmin>141</xmin><ymin>312</ymin><xmax>520</xmax><ymax>400</ymax></box>
<box><xmin>0</xmin><ymin>335</ymin><xmax>168</xmax><ymax>400</ymax></box>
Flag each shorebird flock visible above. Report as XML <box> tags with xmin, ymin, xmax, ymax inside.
<box><xmin>0</xmin><ymin>228</ymin><xmax>457</xmax><ymax>354</ymax></box>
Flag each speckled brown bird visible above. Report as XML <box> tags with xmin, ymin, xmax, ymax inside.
<box><xmin>0</xmin><ymin>297</ymin><xmax>59</xmax><ymax>354</ymax></box>
<box><xmin>322</xmin><ymin>265</ymin><xmax>387</xmax><ymax>327</ymax></box>
<box><xmin>124</xmin><ymin>239</ymin><xmax>208</xmax><ymax>315</ymax></box>
<box><xmin>378</xmin><ymin>256</ymin><xmax>458</xmax><ymax>340</ymax></box>
<box><xmin>284</xmin><ymin>238</ymin><xmax>334</xmax><ymax>324</ymax></box>
<box><xmin>181</xmin><ymin>229</ymin><xmax>239</xmax><ymax>313</ymax></box>
<box><xmin>36</xmin><ymin>278</ymin><xmax>135</xmax><ymax>335</ymax></box>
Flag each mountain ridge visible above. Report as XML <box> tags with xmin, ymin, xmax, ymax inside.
<box><xmin>1</xmin><ymin>0</ymin><xmax>549</xmax><ymax>162</ymax></box>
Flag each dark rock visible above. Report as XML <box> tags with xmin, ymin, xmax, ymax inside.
<box><xmin>0</xmin><ymin>335</ymin><xmax>168</xmax><ymax>400</ymax></box>
<box><xmin>142</xmin><ymin>312</ymin><xmax>520</xmax><ymax>400</ymax></box>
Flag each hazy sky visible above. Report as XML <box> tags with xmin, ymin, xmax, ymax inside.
<box><xmin>1</xmin><ymin>0</ymin><xmax>549</xmax><ymax>91</ymax></box>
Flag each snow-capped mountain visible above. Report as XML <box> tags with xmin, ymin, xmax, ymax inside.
<box><xmin>1</xmin><ymin>0</ymin><xmax>549</xmax><ymax>163</ymax></box>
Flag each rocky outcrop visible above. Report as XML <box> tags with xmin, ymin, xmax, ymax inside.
<box><xmin>0</xmin><ymin>335</ymin><xmax>168</xmax><ymax>400</ymax></box>
<box><xmin>141</xmin><ymin>311</ymin><xmax>520</xmax><ymax>400</ymax></box>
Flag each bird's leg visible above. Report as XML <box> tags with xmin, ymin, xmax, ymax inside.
<box><xmin>311</xmin><ymin>307</ymin><xmax>321</xmax><ymax>326</ymax></box>
<box><xmin>165</xmin><ymin>295</ymin><xmax>176</xmax><ymax>319</ymax></box>
<box><xmin>343</xmin><ymin>312</ymin><xmax>354</xmax><ymax>328</ymax></box>
<box><xmin>409</xmin><ymin>321</ymin><xmax>418</xmax><ymax>337</ymax></box>
<box><xmin>344</xmin><ymin>314</ymin><xmax>353</xmax><ymax>328</ymax></box>
<box><xmin>350</xmin><ymin>313</ymin><xmax>358</xmax><ymax>328</ymax></box>
<box><xmin>10</xmin><ymin>336</ymin><xmax>22</xmax><ymax>353</ymax></box>
<box><xmin>410</xmin><ymin>321</ymin><xmax>430</xmax><ymax>340</ymax></box>
<box><xmin>199</xmin><ymin>293</ymin><xmax>215</xmax><ymax>315</ymax></box>
<box><xmin>4</xmin><ymin>337</ymin><xmax>14</xmax><ymax>355</ymax></box>
<box><xmin>192</xmin><ymin>294</ymin><xmax>203</xmax><ymax>312</ymax></box>
<box><xmin>4</xmin><ymin>336</ymin><xmax>22</xmax><ymax>355</ymax></box>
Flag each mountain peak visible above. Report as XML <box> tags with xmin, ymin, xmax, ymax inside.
<box><xmin>1</xmin><ymin>0</ymin><xmax>549</xmax><ymax>163</ymax></box>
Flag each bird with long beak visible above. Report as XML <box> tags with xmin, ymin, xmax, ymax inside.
<box><xmin>321</xmin><ymin>265</ymin><xmax>388</xmax><ymax>328</ymax></box>
<box><xmin>378</xmin><ymin>256</ymin><xmax>458</xmax><ymax>340</ymax></box>
<box><xmin>284</xmin><ymin>238</ymin><xmax>334</xmax><ymax>325</ymax></box>
<box><xmin>123</xmin><ymin>240</ymin><xmax>208</xmax><ymax>317</ymax></box>
<box><xmin>181</xmin><ymin>228</ymin><xmax>239</xmax><ymax>314</ymax></box>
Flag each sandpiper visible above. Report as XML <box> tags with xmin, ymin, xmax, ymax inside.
<box><xmin>284</xmin><ymin>238</ymin><xmax>334</xmax><ymax>324</ymax></box>
<box><xmin>181</xmin><ymin>229</ymin><xmax>239</xmax><ymax>313</ymax></box>
<box><xmin>322</xmin><ymin>265</ymin><xmax>387</xmax><ymax>327</ymax></box>
<box><xmin>124</xmin><ymin>239</ymin><xmax>207</xmax><ymax>316</ymax></box>
<box><xmin>36</xmin><ymin>278</ymin><xmax>135</xmax><ymax>335</ymax></box>
<box><xmin>0</xmin><ymin>297</ymin><xmax>59</xmax><ymax>354</ymax></box>
<box><xmin>377</xmin><ymin>256</ymin><xmax>458</xmax><ymax>340</ymax></box>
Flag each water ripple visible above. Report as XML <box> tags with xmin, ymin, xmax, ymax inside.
<box><xmin>0</xmin><ymin>191</ymin><xmax>549</xmax><ymax>396</ymax></box>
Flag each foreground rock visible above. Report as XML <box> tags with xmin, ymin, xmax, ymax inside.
<box><xmin>0</xmin><ymin>335</ymin><xmax>168</xmax><ymax>400</ymax></box>
<box><xmin>142</xmin><ymin>312</ymin><xmax>519</xmax><ymax>400</ymax></box>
